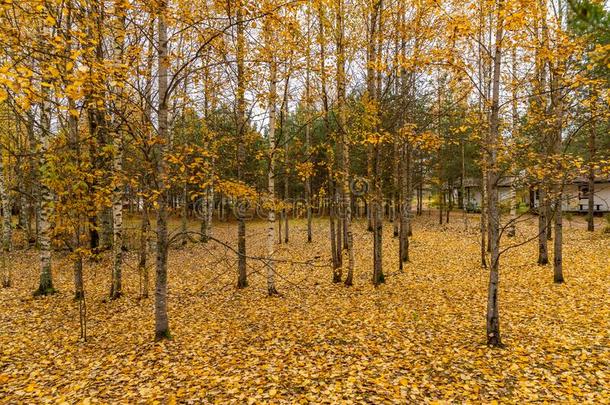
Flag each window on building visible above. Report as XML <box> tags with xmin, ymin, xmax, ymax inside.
<box><xmin>578</xmin><ymin>185</ymin><xmax>590</xmax><ymax>199</ymax></box>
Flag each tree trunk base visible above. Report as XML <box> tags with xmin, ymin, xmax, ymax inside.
<box><xmin>155</xmin><ymin>329</ymin><xmax>172</xmax><ymax>341</ymax></box>
<box><xmin>373</xmin><ymin>273</ymin><xmax>385</xmax><ymax>286</ymax></box>
<box><xmin>486</xmin><ymin>337</ymin><xmax>504</xmax><ymax>348</ymax></box>
<box><xmin>34</xmin><ymin>286</ymin><xmax>56</xmax><ymax>297</ymax></box>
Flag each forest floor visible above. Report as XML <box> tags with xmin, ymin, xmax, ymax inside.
<box><xmin>0</xmin><ymin>213</ymin><xmax>609</xmax><ymax>403</ymax></box>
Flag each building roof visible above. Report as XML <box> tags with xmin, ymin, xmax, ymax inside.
<box><xmin>571</xmin><ymin>176</ymin><xmax>610</xmax><ymax>184</ymax></box>
<box><xmin>462</xmin><ymin>176</ymin><xmax>516</xmax><ymax>188</ymax></box>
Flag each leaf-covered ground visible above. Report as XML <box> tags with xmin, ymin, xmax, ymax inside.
<box><xmin>1</xmin><ymin>214</ymin><xmax>609</xmax><ymax>403</ymax></box>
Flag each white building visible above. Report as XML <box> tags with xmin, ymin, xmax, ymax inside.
<box><xmin>531</xmin><ymin>177</ymin><xmax>610</xmax><ymax>213</ymax></box>
<box><xmin>462</xmin><ymin>177</ymin><xmax>518</xmax><ymax>211</ymax></box>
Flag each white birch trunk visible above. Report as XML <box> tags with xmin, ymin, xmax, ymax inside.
<box><xmin>110</xmin><ymin>133</ymin><xmax>123</xmax><ymax>299</ymax></box>
<box><xmin>36</xmin><ymin>116</ymin><xmax>54</xmax><ymax>295</ymax></box>
<box><xmin>0</xmin><ymin>148</ymin><xmax>11</xmax><ymax>288</ymax></box>
<box><xmin>0</xmin><ymin>151</ymin><xmax>12</xmax><ymax>252</ymax></box>
<box><xmin>265</xmin><ymin>20</ymin><xmax>279</xmax><ymax>296</ymax></box>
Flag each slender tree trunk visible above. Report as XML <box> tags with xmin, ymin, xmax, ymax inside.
<box><xmin>0</xmin><ymin>149</ymin><xmax>12</xmax><ymax>254</ymax></box>
<box><xmin>372</xmin><ymin>145</ymin><xmax>384</xmax><ymax>286</ymax></box>
<box><xmin>137</xmin><ymin>18</ymin><xmax>154</xmax><ymax>300</ymax></box>
<box><xmin>399</xmin><ymin>14</ymin><xmax>414</xmax><ymax>265</ymax></box>
<box><xmin>1</xmin><ymin>250</ymin><xmax>9</xmax><ymax>288</ymax></box>
<box><xmin>201</xmin><ymin>178</ymin><xmax>213</xmax><ymax>242</ymax></box>
<box><xmin>535</xmin><ymin>0</ymin><xmax>552</xmax><ymax>253</ymax></box>
<box><xmin>365</xmin><ymin>2</ymin><xmax>379</xmax><ymax>235</ymax></box>
<box><xmin>17</xmin><ymin>161</ymin><xmax>29</xmax><ymax>235</ymax></box>
<box><xmin>545</xmin><ymin>203</ymin><xmax>552</xmax><ymax>240</ymax></box>
<box><xmin>318</xmin><ymin>3</ymin><xmax>340</xmax><ymax>282</ymax></box>
<box><xmin>461</xmin><ymin>138</ymin><xmax>468</xmax><ymax>229</ymax></box>
<box><xmin>335</xmin><ymin>185</ymin><xmax>342</xmax><ymax>267</ymax></box>
<box><xmin>89</xmin><ymin>215</ymin><xmax>99</xmax><ymax>251</ymax></box>
<box><xmin>477</xmin><ymin>0</ymin><xmax>487</xmax><ymax>268</ymax></box>
<box><xmin>19</xmin><ymin>126</ymin><xmax>35</xmax><ymax>247</ymax></box>
<box><xmin>538</xmin><ymin>188</ymin><xmax>549</xmax><ymax>265</ymax></box>
<box><xmin>399</xmin><ymin>143</ymin><xmax>411</xmax><ymax>269</ymax></box>
<box><xmin>110</xmin><ymin>3</ymin><xmax>126</xmax><ymax>300</ymax></box>
<box><xmin>27</xmin><ymin>118</ymin><xmax>41</xmax><ymax>248</ymax></box>
<box><xmin>305</xmin><ymin>6</ymin><xmax>313</xmax><ymax>243</ymax></box>
<box><xmin>206</xmin><ymin>177</ymin><xmax>213</xmax><ymax>240</ymax></box>
<box><xmin>73</xmin><ymin>221</ymin><xmax>84</xmax><ymax>300</ymax></box>
<box><xmin>24</xmin><ymin>115</ymin><xmax>37</xmax><ymax>247</ymax></box>
<box><xmin>343</xmin><ymin>173</ymin><xmax>355</xmax><ymax>285</ymax></box>
<box><xmin>508</xmin><ymin>186</ymin><xmax>516</xmax><ymax>237</ymax></box>
<box><xmin>445</xmin><ymin>182</ymin><xmax>453</xmax><ymax>223</ymax></box>
<box><xmin>278</xmin><ymin>209</ymin><xmax>283</xmax><ymax>244</ymax></box>
<box><xmin>342</xmin><ymin>200</ymin><xmax>348</xmax><ymax>250</ymax></box>
<box><xmin>220</xmin><ymin>194</ymin><xmax>226</xmax><ymax>221</ymax></box>
<box><xmin>587</xmin><ymin>119</ymin><xmax>595</xmax><ymax>231</ymax></box>
<box><xmin>336</xmin><ymin>0</ymin><xmax>354</xmax><ymax>286</ymax></box>
<box><xmin>154</xmin><ymin>4</ymin><xmax>170</xmax><ymax>340</ymax></box>
<box><xmin>86</xmin><ymin>7</ymin><xmax>111</xmax><ymax>255</ymax></box>
<box><xmin>481</xmin><ymin>165</ymin><xmax>488</xmax><ymax>267</ymax></box>
<box><xmin>34</xmin><ymin>43</ymin><xmax>54</xmax><ymax>293</ymax></box>
<box><xmin>180</xmin><ymin>182</ymin><xmax>188</xmax><ymax>246</ymax></box>
<box><xmin>200</xmin><ymin>61</ymin><xmax>214</xmax><ymax>244</ymax></box>
<box><xmin>553</xmin><ymin>201</ymin><xmax>563</xmax><ymax>283</ymax></box>
<box><xmin>305</xmin><ymin>129</ymin><xmax>312</xmax><ymax>243</ymax></box>
<box><xmin>66</xmin><ymin>10</ymin><xmax>85</xmax><ymax>300</ymax></box>
<box><xmin>282</xmin><ymin>195</ymin><xmax>289</xmax><ymax>246</ymax></box>
<box><xmin>417</xmin><ymin>159</ymin><xmax>423</xmax><ymax>216</ymax></box>
<box><xmin>508</xmin><ymin>47</ymin><xmax>518</xmax><ymax>237</ymax></box>
<box><xmin>551</xmin><ymin>28</ymin><xmax>564</xmax><ymax>283</ymax></box>
<box><xmin>486</xmin><ymin>0</ymin><xmax>503</xmax><ymax>347</ymax></box>
<box><xmin>369</xmin><ymin>0</ymin><xmax>384</xmax><ymax>286</ymax></box>
<box><xmin>0</xmin><ymin>144</ymin><xmax>11</xmax><ymax>288</ymax></box>
<box><xmin>373</xmin><ymin>0</ymin><xmax>384</xmax><ymax>284</ymax></box>
<box><xmin>139</xmin><ymin>201</ymin><xmax>150</xmax><ymax>299</ymax></box>
<box><xmin>236</xmin><ymin>2</ymin><xmax>248</xmax><ymax>288</ymax></box>
<box><xmin>367</xmin><ymin>148</ymin><xmax>373</xmax><ymax>232</ymax></box>
<box><xmin>99</xmin><ymin>207</ymin><xmax>113</xmax><ymax>250</ymax></box>
<box><xmin>392</xmin><ymin>140</ymin><xmax>400</xmax><ymax>238</ymax></box>
<box><xmin>36</xmin><ymin>106</ymin><xmax>54</xmax><ymax>296</ymax></box>
<box><xmin>265</xmin><ymin>37</ymin><xmax>279</xmax><ymax>295</ymax></box>
<box><xmin>110</xmin><ymin>128</ymin><xmax>124</xmax><ymax>299</ymax></box>
<box><xmin>439</xmin><ymin>191</ymin><xmax>444</xmax><ymax>225</ymax></box>
<box><xmin>329</xmin><ymin>178</ymin><xmax>341</xmax><ymax>282</ymax></box>
<box><xmin>283</xmin><ymin>136</ymin><xmax>289</xmax><ymax>244</ymax></box>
